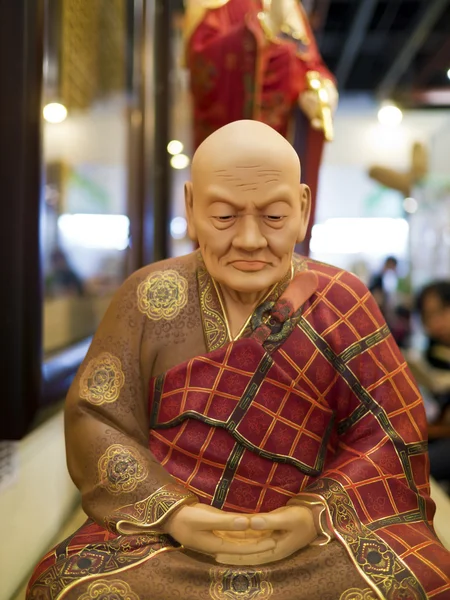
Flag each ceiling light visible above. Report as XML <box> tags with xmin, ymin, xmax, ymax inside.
<box><xmin>167</xmin><ymin>140</ymin><xmax>184</xmax><ymax>155</ymax></box>
<box><xmin>447</xmin><ymin>68</ymin><xmax>450</xmax><ymax>80</ymax></box>
<box><xmin>377</xmin><ymin>104</ymin><xmax>403</xmax><ymax>127</ymax></box>
<box><xmin>170</xmin><ymin>154</ymin><xmax>190</xmax><ymax>169</ymax></box>
<box><xmin>43</xmin><ymin>102</ymin><xmax>68</xmax><ymax>124</ymax></box>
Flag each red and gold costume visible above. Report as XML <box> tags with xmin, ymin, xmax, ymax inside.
<box><xmin>185</xmin><ymin>0</ymin><xmax>336</xmax><ymax>253</ymax></box>
<box><xmin>28</xmin><ymin>252</ymin><xmax>450</xmax><ymax>600</ymax></box>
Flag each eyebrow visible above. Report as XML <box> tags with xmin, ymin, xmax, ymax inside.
<box><xmin>254</xmin><ymin>184</ymin><xmax>295</xmax><ymax>209</ymax></box>
<box><xmin>205</xmin><ymin>184</ymin><xmax>295</xmax><ymax>209</ymax></box>
<box><xmin>254</xmin><ymin>196</ymin><xmax>292</xmax><ymax>209</ymax></box>
<box><xmin>205</xmin><ymin>187</ymin><xmax>237</xmax><ymax>206</ymax></box>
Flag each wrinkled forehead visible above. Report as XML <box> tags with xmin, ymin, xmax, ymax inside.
<box><xmin>210</xmin><ymin>163</ymin><xmax>284</xmax><ymax>189</ymax></box>
<box><xmin>192</xmin><ymin>151</ymin><xmax>300</xmax><ymax>193</ymax></box>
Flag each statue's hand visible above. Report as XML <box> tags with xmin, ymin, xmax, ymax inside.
<box><xmin>164</xmin><ymin>503</ymin><xmax>276</xmax><ymax>557</ymax></box>
<box><xmin>215</xmin><ymin>505</ymin><xmax>317</xmax><ymax>565</ymax></box>
<box><xmin>298</xmin><ymin>81</ymin><xmax>338</xmax><ymax>129</ymax></box>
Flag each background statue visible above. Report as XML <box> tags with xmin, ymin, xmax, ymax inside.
<box><xmin>369</xmin><ymin>141</ymin><xmax>429</xmax><ymax>197</ymax></box>
<box><xmin>184</xmin><ymin>0</ymin><xmax>338</xmax><ymax>254</ymax></box>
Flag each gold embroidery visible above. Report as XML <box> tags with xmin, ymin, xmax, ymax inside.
<box><xmin>212</xmin><ymin>276</ymin><xmax>282</xmax><ymax>342</ymax></box>
<box><xmin>306</xmin><ymin>71</ymin><xmax>334</xmax><ymax>141</ymax></box>
<box><xmin>98</xmin><ymin>445</ymin><xmax>147</xmax><ymax>494</ymax></box>
<box><xmin>287</xmin><ymin>494</ymin><xmax>333</xmax><ymax>546</ymax></box>
<box><xmin>339</xmin><ymin>589</ymin><xmax>378</xmax><ymax>600</ymax></box>
<box><xmin>210</xmin><ymin>568</ymin><xmax>273</xmax><ymax>600</ymax></box>
<box><xmin>28</xmin><ymin>539</ymin><xmax>176</xmax><ymax>599</ymax></box>
<box><xmin>197</xmin><ymin>252</ymin><xmax>301</xmax><ymax>352</ymax></box>
<box><xmin>78</xmin><ymin>579</ymin><xmax>139</xmax><ymax>600</ymax></box>
<box><xmin>197</xmin><ymin>262</ymin><xmax>229</xmax><ymax>352</ymax></box>
<box><xmin>306</xmin><ymin>479</ymin><xmax>426</xmax><ymax>599</ymax></box>
<box><xmin>137</xmin><ymin>270</ymin><xmax>188</xmax><ymax>321</ymax></box>
<box><xmin>79</xmin><ymin>352</ymin><xmax>125</xmax><ymax>405</ymax></box>
<box><xmin>107</xmin><ymin>483</ymin><xmax>198</xmax><ymax>535</ymax></box>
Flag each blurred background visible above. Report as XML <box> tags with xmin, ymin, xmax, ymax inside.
<box><xmin>1</xmin><ymin>1</ymin><xmax>450</xmax><ymax>597</ymax></box>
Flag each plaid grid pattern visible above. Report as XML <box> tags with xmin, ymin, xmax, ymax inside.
<box><xmin>149</xmin><ymin>338</ymin><xmax>335</xmax><ymax>512</ymax></box>
<box><xmin>148</xmin><ymin>259</ymin><xmax>450</xmax><ymax>598</ymax></box>
<box><xmin>297</xmin><ymin>262</ymin><xmax>450</xmax><ymax>597</ymax></box>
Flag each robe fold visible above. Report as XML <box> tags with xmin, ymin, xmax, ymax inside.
<box><xmin>28</xmin><ymin>252</ymin><xmax>450</xmax><ymax>600</ymax></box>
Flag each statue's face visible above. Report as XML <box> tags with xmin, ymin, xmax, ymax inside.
<box><xmin>186</xmin><ymin>155</ymin><xmax>310</xmax><ymax>295</ymax></box>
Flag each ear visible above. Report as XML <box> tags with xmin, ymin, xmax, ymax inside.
<box><xmin>296</xmin><ymin>184</ymin><xmax>312</xmax><ymax>243</ymax></box>
<box><xmin>184</xmin><ymin>181</ymin><xmax>198</xmax><ymax>242</ymax></box>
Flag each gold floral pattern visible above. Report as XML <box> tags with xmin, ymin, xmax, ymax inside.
<box><xmin>137</xmin><ymin>270</ymin><xmax>188</xmax><ymax>321</ymax></box>
<box><xmin>196</xmin><ymin>253</ymin><xmax>303</xmax><ymax>352</ymax></box>
<box><xmin>79</xmin><ymin>353</ymin><xmax>125</xmax><ymax>405</ymax></box>
<box><xmin>78</xmin><ymin>579</ymin><xmax>139</xmax><ymax>600</ymax></box>
<box><xmin>98</xmin><ymin>445</ymin><xmax>147</xmax><ymax>495</ymax></box>
<box><xmin>210</xmin><ymin>569</ymin><xmax>273</xmax><ymax>600</ymax></box>
<box><xmin>339</xmin><ymin>588</ymin><xmax>378</xmax><ymax>600</ymax></box>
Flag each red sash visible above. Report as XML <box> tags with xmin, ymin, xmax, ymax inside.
<box><xmin>148</xmin><ymin>272</ymin><xmax>324</xmax><ymax>512</ymax></box>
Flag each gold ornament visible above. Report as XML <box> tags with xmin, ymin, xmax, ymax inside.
<box><xmin>78</xmin><ymin>579</ymin><xmax>139</xmax><ymax>600</ymax></box>
<box><xmin>137</xmin><ymin>270</ymin><xmax>188</xmax><ymax>321</ymax></box>
<box><xmin>79</xmin><ymin>352</ymin><xmax>125</xmax><ymax>405</ymax></box>
<box><xmin>210</xmin><ymin>568</ymin><xmax>273</xmax><ymax>600</ymax></box>
<box><xmin>98</xmin><ymin>445</ymin><xmax>147</xmax><ymax>495</ymax></box>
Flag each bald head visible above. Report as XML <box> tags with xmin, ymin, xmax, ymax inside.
<box><xmin>185</xmin><ymin>120</ymin><xmax>311</xmax><ymax>295</ymax></box>
<box><xmin>191</xmin><ymin>120</ymin><xmax>301</xmax><ymax>186</ymax></box>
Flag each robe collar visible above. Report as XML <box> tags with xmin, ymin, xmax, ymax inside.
<box><xmin>195</xmin><ymin>250</ymin><xmax>308</xmax><ymax>352</ymax></box>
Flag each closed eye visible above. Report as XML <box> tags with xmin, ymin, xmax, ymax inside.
<box><xmin>212</xmin><ymin>215</ymin><xmax>237</xmax><ymax>229</ymax></box>
<box><xmin>264</xmin><ymin>215</ymin><xmax>286</xmax><ymax>223</ymax></box>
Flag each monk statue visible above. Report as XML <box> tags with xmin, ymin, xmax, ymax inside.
<box><xmin>28</xmin><ymin>121</ymin><xmax>450</xmax><ymax>600</ymax></box>
<box><xmin>184</xmin><ymin>0</ymin><xmax>338</xmax><ymax>254</ymax></box>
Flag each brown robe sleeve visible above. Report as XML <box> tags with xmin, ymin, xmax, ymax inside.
<box><xmin>65</xmin><ymin>265</ymin><xmax>198</xmax><ymax>535</ymax></box>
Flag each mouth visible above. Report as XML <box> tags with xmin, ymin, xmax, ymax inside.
<box><xmin>230</xmin><ymin>261</ymin><xmax>269</xmax><ymax>272</ymax></box>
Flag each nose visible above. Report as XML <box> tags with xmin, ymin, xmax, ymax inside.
<box><xmin>232</xmin><ymin>215</ymin><xmax>267</xmax><ymax>252</ymax></box>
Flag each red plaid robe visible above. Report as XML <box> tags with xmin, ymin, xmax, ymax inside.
<box><xmin>27</xmin><ymin>254</ymin><xmax>450</xmax><ymax>600</ymax></box>
<box><xmin>149</xmin><ymin>259</ymin><xmax>450</xmax><ymax>599</ymax></box>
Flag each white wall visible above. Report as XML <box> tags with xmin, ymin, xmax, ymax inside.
<box><xmin>0</xmin><ymin>411</ymin><xmax>79</xmax><ymax>600</ymax></box>
<box><xmin>430</xmin><ymin>118</ymin><xmax>450</xmax><ymax>175</ymax></box>
<box><xmin>312</xmin><ymin>97</ymin><xmax>450</xmax><ymax>272</ymax></box>
<box><xmin>43</xmin><ymin>100</ymin><xmax>128</xmax><ymax>166</ymax></box>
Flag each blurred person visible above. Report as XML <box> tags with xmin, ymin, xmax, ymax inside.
<box><xmin>45</xmin><ymin>248</ymin><xmax>85</xmax><ymax>297</ymax></box>
<box><xmin>369</xmin><ymin>256</ymin><xmax>412</xmax><ymax>348</ymax></box>
<box><xmin>184</xmin><ymin>0</ymin><xmax>338</xmax><ymax>254</ymax></box>
<box><xmin>369</xmin><ymin>256</ymin><xmax>398</xmax><ymax>314</ymax></box>
<box><xmin>416</xmin><ymin>281</ymin><xmax>450</xmax><ymax>485</ymax></box>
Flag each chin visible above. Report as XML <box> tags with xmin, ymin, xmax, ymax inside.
<box><xmin>222</xmin><ymin>270</ymin><xmax>279</xmax><ymax>294</ymax></box>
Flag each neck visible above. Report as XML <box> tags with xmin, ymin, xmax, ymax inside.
<box><xmin>219</xmin><ymin>286</ymin><xmax>269</xmax><ymax>308</ymax></box>
<box><xmin>211</xmin><ymin>265</ymin><xmax>293</xmax><ymax>339</ymax></box>
<box><xmin>218</xmin><ymin>284</ymin><xmax>270</xmax><ymax>339</ymax></box>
